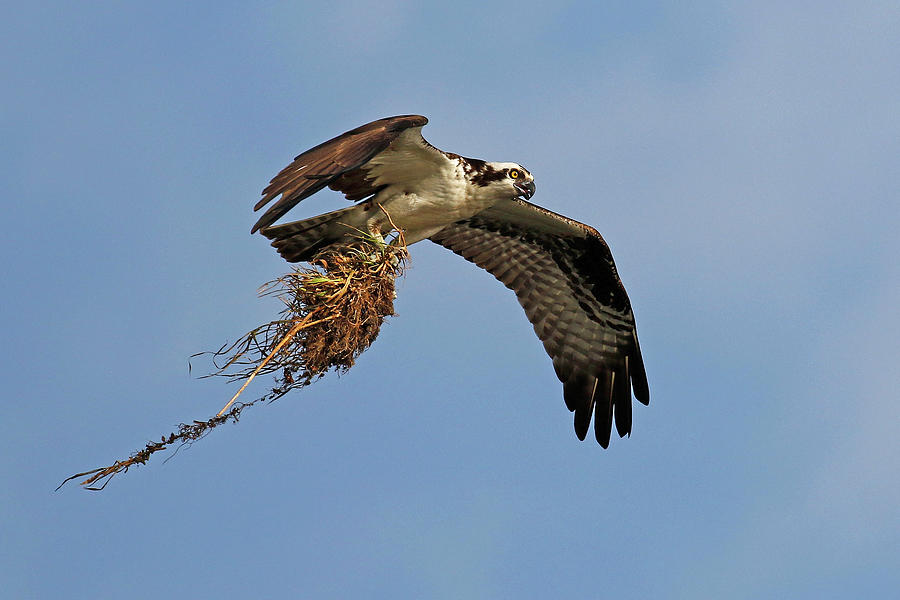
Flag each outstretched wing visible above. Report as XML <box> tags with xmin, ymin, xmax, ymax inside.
<box><xmin>429</xmin><ymin>198</ymin><xmax>650</xmax><ymax>447</ymax></box>
<box><xmin>252</xmin><ymin>114</ymin><xmax>435</xmax><ymax>233</ymax></box>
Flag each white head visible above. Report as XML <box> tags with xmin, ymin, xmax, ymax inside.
<box><xmin>467</xmin><ymin>160</ymin><xmax>536</xmax><ymax>201</ymax></box>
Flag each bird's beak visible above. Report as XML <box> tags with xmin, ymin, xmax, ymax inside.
<box><xmin>515</xmin><ymin>180</ymin><xmax>535</xmax><ymax>200</ymax></box>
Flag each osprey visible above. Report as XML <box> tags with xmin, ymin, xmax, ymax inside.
<box><xmin>253</xmin><ymin>115</ymin><xmax>649</xmax><ymax>447</ymax></box>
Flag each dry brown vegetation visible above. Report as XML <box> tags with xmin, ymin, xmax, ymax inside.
<box><xmin>59</xmin><ymin>236</ymin><xmax>408</xmax><ymax>490</ymax></box>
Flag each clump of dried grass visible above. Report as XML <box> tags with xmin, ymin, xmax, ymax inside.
<box><xmin>59</xmin><ymin>234</ymin><xmax>408</xmax><ymax>491</ymax></box>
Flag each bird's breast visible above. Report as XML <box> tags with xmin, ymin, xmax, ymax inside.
<box><xmin>374</xmin><ymin>177</ymin><xmax>490</xmax><ymax>237</ymax></box>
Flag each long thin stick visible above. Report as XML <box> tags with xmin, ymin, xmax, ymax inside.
<box><xmin>214</xmin><ymin>311</ymin><xmax>335</xmax><ymax>416</ymax></box>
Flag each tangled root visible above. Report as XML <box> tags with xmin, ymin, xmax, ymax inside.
<box><xmin>59</xmin><ymin>238</ymin><xmax>408</xmax><ymax>490</ymax></box>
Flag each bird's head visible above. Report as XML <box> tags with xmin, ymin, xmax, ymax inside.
<box><xmin>470</xmin><ymin>161</ymin><xmax>536</xmax><ymax>201</ymax></box>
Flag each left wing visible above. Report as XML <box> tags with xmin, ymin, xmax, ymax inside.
<box><xmin>429</xmin><ymin>198</ymin><xmax>649</xmax><ymax>447</ymax></box>
<box><xmin>252</xmin><ymin>115</ymin><xmax>430</xmax><ymax>233</ymax></box>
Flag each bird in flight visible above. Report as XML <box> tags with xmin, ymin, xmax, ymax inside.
<box><xmin>252</xmin><ymin>115</ymin><xmax>649</xmax><ymax>447</ymax></box>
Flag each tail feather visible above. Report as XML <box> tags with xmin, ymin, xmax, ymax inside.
<box><xmin>260</xmin><ymin>206</ymin><xmax>362</xmax><ymax>263</ymax></box>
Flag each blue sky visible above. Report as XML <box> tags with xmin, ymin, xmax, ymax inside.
<box><xmin>2</xmin><ymin>2</ymin><xmax>898</xmax><ymax>598</ymax></box>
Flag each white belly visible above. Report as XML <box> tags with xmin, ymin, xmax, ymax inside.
<box><xmin>370</xmin><ymin>185</ymin><xmax>494</xmax><ymax>244</ymax></box>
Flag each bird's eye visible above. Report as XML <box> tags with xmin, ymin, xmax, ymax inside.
<box><xmin>509</xmin><ymin>169</ymin><xmax>520</xmax><ymax>179</ymax></box>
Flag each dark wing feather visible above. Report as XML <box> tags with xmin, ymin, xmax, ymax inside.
<box><xmin>251</xmin><ymin>115</ymin><xmax>428</xmax><ymax>233</ymax></box>
<box><xmin>429</xmin><ymin>198</ymin><xmax>649</xmax><ymax>447</ymax></box>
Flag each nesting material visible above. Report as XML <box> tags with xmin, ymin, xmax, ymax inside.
<box><xmin>59</xmin><ymin>238</ymin><xmax>408</xmax><ymax>490</ymax></box>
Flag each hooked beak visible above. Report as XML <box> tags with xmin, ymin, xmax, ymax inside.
<box><xmin>514</xmin><ymin>180</ymin><xmax>535</xmax><ymax>200</ymax></box>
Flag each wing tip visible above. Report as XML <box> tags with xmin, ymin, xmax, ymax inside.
<box><xmin>400</xmin><ymin>114</ymin><xmax>428</xmax><ymax>126</ymax></box>
<box><xmin>376</xmin><ymin>114</ymin><xmax>428</xmax><ymax>132</ymax></box>
<box><xmin>563</xmin><ymin>366</ymin><xmax>648</xmax><ymax>447</ymax></box>
<box><xmin>632</xmin><ymin>356</ymin><xmax>650</xmax><ymax>405</ymax></box>
<box><xmin>593</xmin><ymin>373</ymin><xmax>614</xmax><ymax>448</ymax></box>
<box><xmin>573</xmin><ymin>412</ymin><xmax>590</xmax><ymax>441</ymax></box>
<box><xmin>250</xmin><ymin>214</ymin><xmax>268</xmax><ymax>234</ymax></box>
